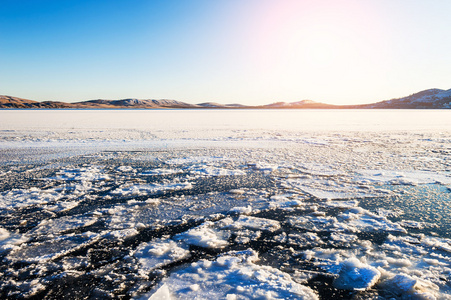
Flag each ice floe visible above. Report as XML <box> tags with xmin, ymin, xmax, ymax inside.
<box><xmin>133</xmin><ymin>238</ymin><xmax>190</xmax><ymax>272</ymax></box>
<box><xmin>0</xmin><ymin>187</ymin><xmax>65</xmax><ymax>209</ymax></box>
<box><xmin>358</xmin><ymin>169</ymin><xmax>451</xmax><ymax>186</ymax></box>
<box><xmin>173</xmin><ymin>219</ymin><xmax>233</xmax><ymax>250</ymax></box>
<box><xmin>333</xmin><ymin>258</ymin><xmax>381</xmax><ymax>291</ymax></box>
<box><xmin>226</xmin><ymin>215</ymin><xmax>281</xmax><ymax>232</ymax></box>
<box><xmin>111</xmin><ymin>182</ymin><xmax>193</xmax><ymax>196</ymax></box>
<box><xmin>188</xmin><ymin>165</ymin><xmax>246</xmax><ymax>176</ymax></box>
<box><xmin>145</xmin><ymin>249</ymin><xmax>318</xmax><ymax>300</ymax></box>
<box><xmin>0</xmin><ymin>228</ymin><xmax>28</xmax><ymax>254</ymax></box>
<box><xmin>338</xmin><ymin>207</ymin><xmax>407</xmax><ymax>233</ymax></box>
<box><xmin>6</xmin><ymin>232</ymin><xmax>99</xmax><ymax>263</ymax></box>
<box><xmin>48</xmin><ymin>166</ymin><xmax>110</xmax><ymax>182</ymax></box>
<box><xmin>382</xmin><ymin>274</ymin><xmax>440</xmax><ymax>299</ymax></box>
<box><xmin>27</xmin><ymin>214</ymin><xmax>98</xmax><ymax>237</ymax></box>
<box><xmin>140</xmin><ymin>168</ymin><xmax>183</xmax><ymax>176</ymax></box>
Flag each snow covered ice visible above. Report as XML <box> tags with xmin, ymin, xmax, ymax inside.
<box><xmin>1</xmin><ymin>109</ymin><xmax>451</xmax><ymax>299</ymax></box>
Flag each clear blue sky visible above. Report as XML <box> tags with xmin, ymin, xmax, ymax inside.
<box><xmin>1</xmin><ymin>0</ymin><xmax>451</xmax><ymax>105</ymax></box>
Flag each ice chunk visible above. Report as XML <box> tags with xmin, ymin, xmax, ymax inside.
<box><xmin>323</xmin><ymin>200</ymin><xmax>359</xmax><ymax>209</ymax></box>
<box><xmin>49</xmin><ymin>166</ymin><xmax>110</xmax><ymax>181</ymax></box>
<box><xmin>45</xmin><ymin>200</ymin><xmax>79</xmax><ymax>212</ymax></box>
<box><xmin>287</xmin><ymin>232</ymin><xmax>324</xmax><ymax>247</ymax></box>
<box><xmin>111</xmin><ymin>182</ymin><xmax>192</xmax><ymax>196</ymax></box>
<box><xmin>173</xmin><ymin>221</ymin><xmax>231</xmax><ymax>249</ymax></box>
<box><xmin>28</xmin><ymin>214</ymin><xmax>98</xmax><ymax>237</ymax></box>
<box><xmin>153</xmin><ymin>249</ymin><xmax>318</xmax><ymax>299</ymax></box>
<box><xmin>166</xmin><ymin>156</ymin><xmax>228</xmax><ymax>165</ymax></box>
<box><xmin>420</xmin><ymin>236</ymin><xmax>451</xmax><ymax>253</ymax></box>
<box><xmin>7</xmin><ymin>232</ymin><xmax>98</xmax><ymax>263</ymax></box>
<box><xmin>357</xmin><ymin>169</ymin><xmax>451</xmax><ymax>186</ymax></box>
<box><xmin>269</xmin><ymin>198</ymin><xmax>304</xmax><ymax>210</ymax></box>
<box><xmin>228</xmin><ymin>189</ymin><xmax>245</xmax><ymax>195</ymax></box>
<box><xmin>376</xmin><ymin>208</ymin><xmax>404</xmax><ymax>218</ymax></box>
<box><xmin>399</xmin><ymin>220</ymin><xmax>436</xmax><ymax>229</ymax></box>
<box><xmin>117</xmin><ymin>165</ymin><xmax>134</xmax><ymax>172</ymax></box>
<box><xmin>228</xmin><ymin>206</ymin><xmax>252</xmax><ymax>215</ymax></box>
<box><xmin>329</xmin><ymin>233</ymin><xmax>358</xmax><ymax>245</ymax></box>
<box><xmin>104</xmin><ymin>228</ymin><xmax>139</xmax><ymax>241</ymax></box>
<box><xmin>147</xmin><ymin>284</ymin><xmax>172</xmax><ymax>300</ymax></box>
<box><xmin>248</xmin><ymin>162</ymin><xmax>279</xmax><ymax>172</ymax></box>
<box><xmin>383</xmin><ymin>274</ymin><xmax>439</xmax><ymax>299</ymax></box>
<box><xmin>0</xmin><ymin>187</ymin><xmax>64</xmax><ymax>209</ymax></box>
<box><xmin>297</xmin><ymin>163</ymin><xmax>343</xmax><ymax>176</ymax></box>
<box><xmin>227</xmin><ymin>215</ymin><xmax>281</xmax><ymax>232</ymax></box>
<box><xmin>284</xmin><ymin>176</ymin><xmax>382</xmax><ymax>200</ymax></box>
<box><xmin>0</xmin><ymin>227</ymin><xmax>9</xmax><ymax>241</ymax></box>
<box><xmin>233</xmin><ymin>229</ymin><xmax>262</xmax><ymax>244</ymax></box>
<box><xmin>298</xmin><ymin>186</ymin><xmax>377</xmax><ymax>200</ymax></box>
<box><xmin>0</xmin><ymin>227</ymin><xmax>28</xmax><ymax>254</ymax></box>
<box><xmin>189</xmin><ymin>166</ymin><xmax>245</xmax><ymax>176</ymax></box>
<box><xmin>339</xmin><ymin>208</ymin><xmax>407</xmax><ymax>233</ymax></box>
<box><xmin>140</xmin><ymin>168</ymin><xmax>182</xmax><ymax>176</ymax></box>
<box><xmin>333</xmin><ymin>258</ymin><xmax>381</xmax><ymax>291</ymax></box>
<box><xmin>133</xmin><ymin>238</ymin><xmax>190</xmax><ymax>272</ymax></box>
<box><xmin>288</xmin><ymin>215</ymin><xmax>338</xmax><ymax>232</ymax></box>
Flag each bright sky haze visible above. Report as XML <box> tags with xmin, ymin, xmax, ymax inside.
<box><xmin>1</xmin><ymin>0</ymin><xmax>451</xmax><ymax>105</ymax></box>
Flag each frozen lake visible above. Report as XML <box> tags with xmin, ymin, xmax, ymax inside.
<box><xmin>1</xmin><ymin>109</ymin><xmax>451</xmax><ymax>299</ymax></box>
<box><xmin>2</xmin><ymin>109</ymin><xmax>451</xmax><ymax>134</ymax></box>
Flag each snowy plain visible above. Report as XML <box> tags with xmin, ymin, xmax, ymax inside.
<box><xmin>1</xmin><ymin>109</ymin><xmax>451</xmax><ymax>299</ymax></box>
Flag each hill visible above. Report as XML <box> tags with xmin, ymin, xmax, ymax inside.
<box><xmin>358</xmin><ymin>89</ymin><xmax>451</xmax><ymax>109</ymax></box>
<box><xmin>1</xmin><ymin>88</ymin><xmax>450</xmax><ymax>109</ymax></box>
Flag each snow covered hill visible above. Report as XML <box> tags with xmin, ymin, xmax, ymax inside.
<box><xmin>363</xmin><ymin>88</ymin><xmax>451</xmax><ymax>109</ymax></box>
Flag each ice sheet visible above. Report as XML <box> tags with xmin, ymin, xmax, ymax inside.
<box><xmin>2</xmin><ymin>110</ymin><xmax>451</xmax><ymax>299</ymax></box>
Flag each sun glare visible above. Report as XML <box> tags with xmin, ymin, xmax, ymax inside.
<box><xmin>241</xmin><ymin>0</ymin><xmax>388</xmax><ymax>102</ymax></box>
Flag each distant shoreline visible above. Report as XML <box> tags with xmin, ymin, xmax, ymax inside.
<box><xmin>1</xmin><ymin>88</ymin><xmax>451</xmax><ymax>109</ymax></box>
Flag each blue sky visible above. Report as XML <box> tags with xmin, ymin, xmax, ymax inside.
<box><xmin>1</xmin><ymin>0</ymin><xmax>451</xmax><ymax>105</ymax></box>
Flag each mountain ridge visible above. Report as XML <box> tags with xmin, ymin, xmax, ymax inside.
<box><xmin>1</xmin><ymin>88</ymin><xmax>451</xmax><ymax>109</ymax></box>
